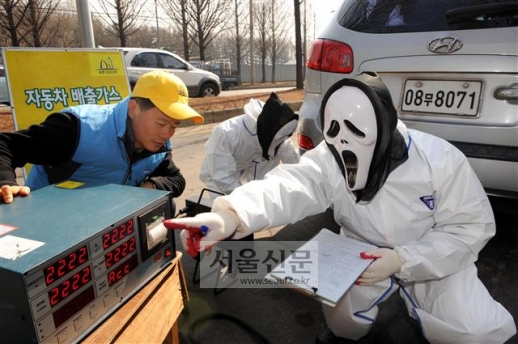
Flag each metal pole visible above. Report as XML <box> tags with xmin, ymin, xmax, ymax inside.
<box><xmin>76</xmin><ymin>0</ymin><xmax>95</xmax><ymax>48</ymax></box>
<box><xmin>249</xmin><ymin>0</ymin><xmax>254</xmax><ymax>84</ymax></box>
<box><xmin>155</xmin><ymin>0</ymin><xmax>160</xmax><ymax>48</ymax></box>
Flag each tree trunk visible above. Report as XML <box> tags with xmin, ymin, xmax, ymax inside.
<box><xmin>294</xmin><ymin>0</ymin><xmax>303</xmax><ymax>89</ymax></box>
<box><xmin>270</xmin><ymin>0</ymin><xmax>276</xmax><ymax>84</ymax></box>
<box><xmin>234</xmin><ymin>0</ymin><xmax>242</xmax><ymax>83</ymax></box>
<box><xmin>181</xmin><ymin>0</ymin><xmax>189</xmax><ymax>60</ymax></box>
<box><xmin>117</xmin><ymin>6</ymin><xmax>126</xmax><ymax>46</ymax></box>
<box><xmin>261</xmin><ymin>55</ymin><xmax>266</xmax><ymax>83</ymax></box>
<box><xmin>27</xmin><ymin>0</ymin><xmax>41</xmax><ymax>46</ymax></box>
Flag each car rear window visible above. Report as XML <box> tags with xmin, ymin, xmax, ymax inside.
<box><xmin>338</xmin><ymin>0</ymin><xmax>518</xmax><ymax>33</ymax></box>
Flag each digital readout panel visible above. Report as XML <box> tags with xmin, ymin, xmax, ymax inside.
<box><xmin>52</xmin><ymin>285</ymin><xmax>96</xmax><ymax>328</ymax></box>
<box><xmin>102</xmin><ymin>218</ymin><xmax>134</xmax><ymax>250</ymax></box>
<box><xmin>108</xmin><ymin>254</ymin><xmax>139</xmax><ymax>287</ymax></box>
<box><xmin>43</xmin><ymin>245</ymin><xmax>89</xmax><ymax>286</ymax></box>
<box><xmin>105</xmin><ymin>237</ymin><xmax>137</xmax><ymax>269</ymax></box>
<box><xmin>48</xmin><ymin>266</ymin><xmax>92</xmax><ymax>308</ymax></box>
<box><xmin>0</xmin><ymin>184</ymin><xmax>175</xmax><ymax>344</ymax></box>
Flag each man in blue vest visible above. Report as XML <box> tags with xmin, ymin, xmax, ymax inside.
<box><xmin>0</xmin><ymin>70</ymin><xmax>203</xmax><ymax>204</ymax></box>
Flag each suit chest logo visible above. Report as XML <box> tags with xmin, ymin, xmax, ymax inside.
<box><xmin>420</xmin><ymin>195</ymin><xmax>435</xmax><ymax>210</ymax></box>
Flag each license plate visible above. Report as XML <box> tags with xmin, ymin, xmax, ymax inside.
<box><xmin>401</xmin><ymin>80</ymin><xmax>482</xmax><ymax>116</ymax></box>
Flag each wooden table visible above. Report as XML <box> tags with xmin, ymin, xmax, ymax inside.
<box><xmin>82</xmin><ymin>252</ymin><xmax>188</xmax><ymax>344</ymax></box>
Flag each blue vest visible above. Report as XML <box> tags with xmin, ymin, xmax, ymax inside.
<box><xmin>26</xmin><ymin>97</ymin><xmax>170</xmax><ymax>190</ymax></box>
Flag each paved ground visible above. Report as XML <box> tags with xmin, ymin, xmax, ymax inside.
<box><xmin>174</xmin><ymin>204</ymin><xmax>518</xmax><ymax>344</ymax></box>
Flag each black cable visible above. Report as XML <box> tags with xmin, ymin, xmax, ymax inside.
<box><xmin>176</xmin><ymin>192</ymin><xmax>272</xmax><ymax>343</ymax></box>
<box><xmin>175</xmin><ymin>205</ymin><xmax>193</xmax><ymax>218</ymax></box>
<box><xmin>187</xmin><ymin>313</ymin><xmax>272</xmax><ymax>344</ymax></box>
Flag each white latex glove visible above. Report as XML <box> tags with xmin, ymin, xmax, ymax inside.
<box><xmin>163</xmin><ymin>209</ymin><xmax>240</xmax><ymax>257</ymax></box>
<box><xmin>356</xmin><ymin>248</ymin><xmax>402</xmax><ymax>286</ymax></box>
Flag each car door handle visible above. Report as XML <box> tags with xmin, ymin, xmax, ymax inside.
<box><xmin>494</xmin><ymin>86</ymin><xmax>518</xmax><ymax>101</ymax></box>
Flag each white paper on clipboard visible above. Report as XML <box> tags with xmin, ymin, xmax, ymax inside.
<box><xmin>267</xmin><ymin>228</ymin><xmax>377</xmax><ymax>306</ymax></box>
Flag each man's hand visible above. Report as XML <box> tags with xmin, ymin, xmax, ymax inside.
<box><xmin>356</xmin><ymin>248</ymin><xmax>402</xmax><ymax>286</ymax></box>
<box><xmin>140</xmin><ymin>181</ymin><xmax>156</xmax><ymax>189</ymax></box>
<box><xmin>163</xmin><ymin>209</ymin><xmax>240</xmax><ymax>257</ymax></box>
<box><xmin>1</xmin><ymin>185</ymin><xmax>31</xmax><ymax>204</ymax></box>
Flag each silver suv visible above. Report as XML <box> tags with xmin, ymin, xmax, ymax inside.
<box><xmin>298</xmin><ymin>0</ymin><xmax>518</xmax><ymax>199</ymax></box>
<box><xmin>0</xmin><ymin>66</ymin><xmax>9</xmax><ymax>105</ymax></box>
<box><xmin>122</xmin><ymin>48</ymin><xmax>221</xmax><ymax>97</ymax></box>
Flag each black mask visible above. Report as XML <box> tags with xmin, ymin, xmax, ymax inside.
<box><xmin>257</xmin><ymin>92</ymin><xmax>299</xmax><ymax>160</ymax></box>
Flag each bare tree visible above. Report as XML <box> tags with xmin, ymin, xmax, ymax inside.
<box><xmin>161</xmin><ymin>0</ymin><xmax>191</xmax><ymax>60</ymax></box>
<box><xmin>92</xmin><ymin>16</ymin><xmax>119</xmax><ymax>47</ymax></box>
<box><xmin>22</xmin><ymin>0</ymin><xmax>60</xmax><ymax>47</ymax></box>
<box><xmin>94</xmin><ymin>0</ymin><xmax>146</xmax><ymax>47</ymax></box>
<box><xmin>301</xmin><ymin>0</ymin><xmax>316</xmax><ymax>70</ymax></box>
<box><xmin>156</xmin><ymin>26</ymin><xmax>184</xmax><ymax>53</ymax></box>
<box><xmin>294</xmin><ymin>0</ymin><xmax>303</xmax><ymax>89</ymax></box>
<box><xmin>1</xmin><ymin>0</ymin><xmax>87</xmax><ymax>48</ymax></box>
<box><xmin>270</xmin><ymin>0</ymin><xmax>276</xmax><ymax>83</ymax></box>
<box><xmin>126</xmin><ymin>24</ymin><xmax>181</xmax><ymax>50</ymax></box>
<box><xmin>226</xmin><ymin>0</ymin><xmax>247</xmax><ymax>80</ymax></box>
<box><xmin>0</xmin><ymin>0</ymin><xmax>60</xmax><ymax>47</ymax></box>
<box><xmin>166</xmin><ymin>0</ymin><xmax>230</xmax><ymax>61</ymax></box>
<box><xmin>44</xmin><ymin>4</ymin><xmax>79</xmax><ymax>47</ymax></box>
<box><xmin>0</xmin><ymin>0</ymin><xmax>29</xmax><ymax>46</ymax></box>
<box><xmin>125</xmin><ymin>25</ymin><xmax>155</xmax><ymax>47</ymax></box>
<box><xmin>254</xmin><ymin>1</ymin><xmax>271</xmax><ymax>82</ymax></box>
<box><xmin>302</xmin><ymin>0</ymin><xmax>307</xmax><ymax>70</ymax></box>
<box><xmin>269</xmin><ymin>0</ymin><xmax>290</xmax><ymax>83</ymax></box>
<box><xmin>253</xmin><ymin>0</ymin><xmax>291</xmax><ymax>83</ymax></box>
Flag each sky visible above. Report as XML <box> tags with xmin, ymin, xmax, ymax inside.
<box><xmin>313</xmin><ymin>0</ymin><xmax>343</xmax><ymax>36</ymax></box>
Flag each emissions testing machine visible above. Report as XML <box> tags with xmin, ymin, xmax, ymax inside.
<box><xmin>0</xmin><ymin>183</ymin><xmax>176</xmax><ymax>343</ymax></box>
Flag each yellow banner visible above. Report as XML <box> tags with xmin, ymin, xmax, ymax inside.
<box><xmin>2</xmin><ymin>48</ymin><xmax>130</xmax><ymax>131</ymax></box>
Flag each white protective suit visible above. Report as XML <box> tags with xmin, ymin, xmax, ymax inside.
<box><xmin>211</xmin><ymin>121</ymin><xmax>516</xmax><ymax>343</ymax></box>
<box><xmin>199</xmin><ymin>98</ymin><xmax>300</xmax><ymax>195</ymax></box>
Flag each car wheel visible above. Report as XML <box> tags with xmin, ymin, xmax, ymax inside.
<box><xmin>200</xmin><ymin>83</ymin><xmax>217</xmax><ymax>97</ymax></box>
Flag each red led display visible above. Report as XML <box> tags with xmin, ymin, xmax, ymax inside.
<box><xmin>102</xmin><ymin>219</ymin><xmax>134</xmax><ymax>250</ymax></box>
<box><xmin>105</xmin><ymin>237</ymin><xmax>137</xmax><ymax>269</ymax></box>
<box><xmin>44</xmin><ymin>246</ymin><xmax>89</xmax><ymax>286</ymax></box>
<box><xmin>107</xmin><ymin>254</ymin><xmax>138</xmax><ymax>287</ymax></box>
<box><xmin>48</xmin><ymin>266</ymin><xmax>92</xmax><ymax>308</ymax></box>
<box><xmin>52</xmin><ymin>285</ymin><xmax>95</xmax><ymax>329</ymax></box>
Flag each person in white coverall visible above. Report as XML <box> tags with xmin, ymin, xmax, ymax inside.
<box><xmin>164</xmin><ymin>72</ymin><xmax>516</xmax><ymax>344</ymax></box>
<box><xmin>199</xmin><ymin>92</ymin><xmax>299</xmax><ymax>195</ymax></box>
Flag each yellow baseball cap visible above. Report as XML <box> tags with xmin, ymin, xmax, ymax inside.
<box><xmin>132</xmin><ymin>70</ymin><xmax>204</xmax><ymax>124</ymax></box>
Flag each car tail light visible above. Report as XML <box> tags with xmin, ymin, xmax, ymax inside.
<box><xmin>298</xmin><ymin>134</ymin><xmax>315</xmax><ymax>151</ymax></box>
<box><xmin>307</xmin><ymin>39</ymin><xmax>353</xmax><ymax>74</ymax></box>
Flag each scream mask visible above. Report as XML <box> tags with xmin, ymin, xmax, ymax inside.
<box><xmin>257</xmin><ymin>93</ymin><xmax>299</xmax><ymax>160</ymax></box>
<box><xmin>321</xmin><ymin>72</ymin><xmax>409</xmax><ymax>202</ymax></box>
<box><xmin>324</xmin><ymin>86</ymin><xmax>377</xmax><ymax>191</ymax></box>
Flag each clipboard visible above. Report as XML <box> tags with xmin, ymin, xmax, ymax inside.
<box><xmin>266</xmin><ymin>228</ymin><xmax>377</xmax><ymax>307</ymax></box>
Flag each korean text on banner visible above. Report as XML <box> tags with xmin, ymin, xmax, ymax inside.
<box><xmin>1</xmin><ymin>48</ymin><xmax>130</xmax><ymax>131</ymax></box>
